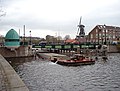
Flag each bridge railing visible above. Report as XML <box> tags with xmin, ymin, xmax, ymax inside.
<box><xmin>32</xmin><ymin>44</ymin><xmax>97</xmax><ymax>50</ymax></box>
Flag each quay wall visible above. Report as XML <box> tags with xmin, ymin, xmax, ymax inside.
<box><xmin>0</xmin><ymin>54</ymin><xmax>29</xmax><ymax>91</ymax></box>
<box><xmin>108</xmin><ymin>45</ymin><xmax>120</xmax><ymax>53</ymax></box>
<box><xmin>0</xmin><ymin>46</ymin><xmax>33</xmax><ymax>58</ymax></box>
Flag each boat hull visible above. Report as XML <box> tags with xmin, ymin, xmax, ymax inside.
<box><xmin>51</xmin><ymin>60</ymin><xmax>95</xmax><ymax>66</ymax></box>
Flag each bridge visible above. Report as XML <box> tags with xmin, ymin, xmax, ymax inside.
<box><xmin>32</xmin><ymin>44</ymin><xmax>100</xmax><ymax>54</ymax></box>
<box><xmin>32</xmin><ymin>44</ymin><xmax>97</xmax><ymax>50</ymax></box>
<box><xmin>32</xmin><ymin>44</ymin><xmax>102</xmax><ymax>57</ymax></box>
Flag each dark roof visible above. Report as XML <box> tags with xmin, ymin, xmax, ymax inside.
<box><xmin>97</xmin><ymin>25</ymin><xmax>120</xmax><ymax>30</ymax></box>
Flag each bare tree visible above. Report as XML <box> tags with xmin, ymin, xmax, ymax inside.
<box><xmin>57</xmin><ymin>36</ymin><xmax>62</xmax><ymax>41</ymax></box>
<box><xmin>57</xmin><ymin>36</ymin><xmax>62</xmax><ymax>44</ymax></box>
<box><xmin>64</xmin><ymin>35</ymin><xmax>71</xmax><ymax>40</ymax></box>
<box><xmin>0</xmin><ymin>0</ymin><xmax>6</xmax><ymax>18</ymax></box>
<box><xmin>0</xmin><ymin>10</ymin><xmax>5</xmax><ymax>17</ymax></box>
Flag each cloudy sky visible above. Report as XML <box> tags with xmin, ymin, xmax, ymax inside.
<box><xmin>0</xmin><ymin>0</ymin><xmax>120</xmax><ymax>38</ymax></box>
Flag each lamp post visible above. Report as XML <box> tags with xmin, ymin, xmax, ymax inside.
<box><xmin>104</xmin><ymin>25</ymin><xmax>107</xmax><ymax>45</ymax></box>
<box><xmin>23</xmin><ymin>25</ymin><xmax>26</xmax><ymax>45</ymax></box>
<box><xmin>29</xmin><ymin>31</ymin><xmax>31</xmax><ymax>45</ymax></box>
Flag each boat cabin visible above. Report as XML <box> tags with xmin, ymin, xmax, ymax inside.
<box><xmin>71</xmin><ymin>54</ymin><xmax>85</xmax><ymax>60</ymax></box>
<box><xmin>51</xmin><ymin>54</ymin><xmax>70</xmax><ymax>61</ymax></box>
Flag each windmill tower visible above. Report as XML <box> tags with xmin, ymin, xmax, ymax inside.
<box><xmin>76</xmin><ymin>17</ymin><xmax>86</xmax><ymax>43</ymax></box>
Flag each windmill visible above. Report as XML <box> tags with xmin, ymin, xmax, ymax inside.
<box><xmin>76</xmin><ymin>17</ymin><xmax>86</xmax><ymax>43</ymax></box>
<box><xmin>77</xmin><ymin>17</ymin><xmax>85</xmax><ymax>37</ymax></box>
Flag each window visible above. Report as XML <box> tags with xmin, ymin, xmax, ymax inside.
<box><xmin>96</xmin><ymin>34</ymin><xmax>98</xmax><ymax>36</ymax></box>
<box><xmin>96</xmin><ymin>36</ymin><xmax>98</xmax><ymax>38</ymax></box>
<box><xmin>91</xmin><ymin>34</ymin><xmax>93</xmax><ymax>38</ymax></box>
<box><xmin>103</xmin><ymin>29</ymin><xmax>105</xmax><ymax>33</ymax></box>
<box><xmin>5</xmin><ymin>39</ymin><xmax>19</xmax><ymax>42</ymax></box>
<box><xmin>96</xmin><ymin>29</ymin><xmax>98</xmax><ymax>33</ymax></box>
<box><xmin>106</xmin><ymin>29</ymin><xmax>108</xmax><ymax>32</ymax></box>
<box><xmin>102</xmin><ymin>34</ymin><xmax>105</xmax><ymax>37</ymax></box>
<box><xmin>113</xmin><ymin>35</ymin><xmax>115</xmax><ymax>39</ymax></box>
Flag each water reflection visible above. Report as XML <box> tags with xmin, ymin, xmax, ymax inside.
<box><xmin>6</xmin><ymin>57</ymin><xmax>34</xmax><ymax>69</ymax></box>
<box><xmin>6</xmin><ymin>53</ymin><xmax>120</xmax><ymax>91</ymax></box>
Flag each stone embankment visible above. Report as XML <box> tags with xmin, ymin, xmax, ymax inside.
<box><xmin>108</xmin><ymin>45</ymin><xmax>119</xmax><ymax>53</ymax></box>
<box><xmin>0</xmin><ymin>54</ymin><xmax>29</xmax><ymax>91</ymax></box>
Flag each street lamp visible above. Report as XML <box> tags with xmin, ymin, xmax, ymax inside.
<box><xmin>29</xmin><ymin>31</ymin><xmax>31</xmax><ymax>45</ymax></box>
<box><xmin>104</xmin><ymin>25</ymin><xmax>107</xmax><ymax>45</ymax></box>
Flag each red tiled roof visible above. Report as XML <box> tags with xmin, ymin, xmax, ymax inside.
<box><xmin>65</xmin><ymin>39</ymin><xmax>79</xmax><ymax>44</ymax></box>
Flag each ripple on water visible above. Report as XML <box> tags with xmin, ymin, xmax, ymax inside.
<box><xmin>7</xmin><ymin>53</ymin><xmax>120</xmax><ymax>91</ymax></box>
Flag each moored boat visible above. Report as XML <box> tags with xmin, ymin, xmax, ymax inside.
<box><xmin>51</xmin><ymin>54</ymin><xmax>95</xmax><ymax>66</ymax></box>
<box><xmin>37</xmin><ymin>52</ymin><xmax>95</xmax><ymax>66</ymax></box>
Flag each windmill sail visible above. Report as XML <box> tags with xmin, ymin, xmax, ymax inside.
<box><xmin>79</xmin><ymin>17</ymin><xmax>82</xmax><ymax>25</ymax></box>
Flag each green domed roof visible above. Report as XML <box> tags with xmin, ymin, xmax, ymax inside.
<box><xmin>5</xmin><ymin>29</ymin><xmax>19</xmax><ymax>39</ymax></box>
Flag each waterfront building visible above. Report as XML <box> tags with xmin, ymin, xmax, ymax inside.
<box><xmin>46</xmin><ymin>35</ymin><xmax>63</xmax><ymax>44</ymax></box>
<box><xmin>87</xmin><ymin>25</ymin><xmax>120</xmax><ymax>44</ymax></box>
<box><xmin>46</xmin><ymin>35</ymin><xmax>55</xmax><ymax>44</ymax></box>
<box><xmin>5</xmin><ymin>29</ymin><xmax>20</xmax><ymax>49</ymax></box>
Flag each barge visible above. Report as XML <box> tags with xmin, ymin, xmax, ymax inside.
<box><xmin>51</xmin><ymin>54</ymin><xmax>95</xmax><ymax>66</ymax></box>
<box><xmin>37</xmin><ymin>53</ymin><xmax>95</xmax><ymax>66</ymax></box>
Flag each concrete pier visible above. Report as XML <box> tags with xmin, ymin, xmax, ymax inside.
<box><xmin>0</xmin><ymin>46</ymin><xmax>33</xmax><ymax>58</ymax></box>
<box><xmin>0</xmin><ymin>54</ymin><xmax>29</xmax><ymax>91</ymax></box>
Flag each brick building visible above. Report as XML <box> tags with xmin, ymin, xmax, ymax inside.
<box><xmin>87</xmin><ymin>25</ymin><xmax>120</xmax><ymax>44</ymax></box>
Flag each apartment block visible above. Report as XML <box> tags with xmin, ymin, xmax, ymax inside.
<box><xmin>87</xmin><ymin>25</ymin><xmax>120</xmax><ymax>44</ymax></box>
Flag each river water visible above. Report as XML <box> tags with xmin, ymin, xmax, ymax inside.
<box><xmin>6</xmin><ymin>53</ymin><xmax>120</xmax><ymax>91</ymax></box>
